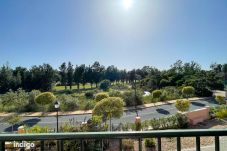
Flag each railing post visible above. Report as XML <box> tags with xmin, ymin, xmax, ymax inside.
<box><xmin>196</xmin><ymin>136</ymin><xmax>200</xmax><ymax>151</ymax></box>
<box><xmin>41</xmin><ymin>140</ymin><xmax>45</xmax><ymax>151</ymax></box>
<box><xmin>60</xmin><ymin>140</ymin><xmax>64</xmax><ymax>151</ymax></box>
<box><xmin>215</xmin><ymin>136</ymin><xmax>220</xmax><ymax>151</ymax></box>
<box><xmin>157</xmin><ymin>137</ymin><xmax>161</xmax><ymax>151</ymax></box>
<box><xmin>138</xmin><ymin>138</ymin><xmax>142</xmax><ymax>151</ymax></box>
<box><xmin>119</xmin><ymin>139</ymin><xmax>122</xmax><ymax>151</ymax></box>
<box><xmin>80</xmin><ymin>139</ymin><xmax>84</xmax><ymax>151</ymax></box>
<box><xmin>100</xmin><ymin>139</ymin><xmax>103</xmax><ymax>151</ymax></box>
<box><xmin>177</xmin><ymin>137</ymin><xmax>181</xmax><ymax>151</ymax></box>
<box><xmin>0</xmin><ymin>141</ymin><xmax>5</xmax><ymax>151</ymax></box>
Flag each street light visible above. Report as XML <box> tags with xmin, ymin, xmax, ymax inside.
<box><xmin>54</xmin><ymin>101</ymin><xmax>60</xmax><ymax>151</ymax></box>
<box><xmin>54</xmin><ymin>101</ymin><xmax>60</xmax><ymax>132</ymax></box>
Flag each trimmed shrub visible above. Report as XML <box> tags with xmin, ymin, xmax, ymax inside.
<box><xmin>152</xmin><ymin>90</ymin><xmax>162</xmax><ymax>101</ymax></box>
<box><xmin>144</xmin><ymin>138</ymin><xmax>156</xmax><ymax>148</ymax></box>
<box><xmin>84</xmin><ymin>90</ymin><xmax>95</xmax><ymax>99</ymax></box>
<box><xmin>175</xmin><ymin>99</ymin><xmax>190</xmax><ymax>112</ymax></box>
<box><xmin>35</xmin><ymin>92</ymin><xmax>56</xmax><ymax>111</ymax></box>
<box><xmin>122</xmin><ymin>139</ymin><xmax>134</xmax><ymax>150</ymax></box>
<box><xmin>99</xmin><ymin>80</ymin><xmax>111</xmax><ymax>91</ymax></box>
<box><xmin>95</xmin><ymin>93</ymin><xmax>109</xmax><ymax>102</ymax></box>
<box><xmin>215</xmin><ymin>95</ymin><xmax>226</xmax><ymax>105</ymax></box>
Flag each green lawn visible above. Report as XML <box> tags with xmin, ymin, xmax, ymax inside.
<box><xmin>54</xmin><ymin>83</ymin><xmax>93</xmax><ymax>91</ymax></box>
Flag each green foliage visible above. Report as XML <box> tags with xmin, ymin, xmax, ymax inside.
<box><xmin>152</xmin><ymin>90</ymin><xmax>162</xmax><ymax>100</ymax></box>
<box><xmin>84</xmin><ymin>90</ymin><xmax>95</xmax><ymax>99</ymax></box>
<box><xmin>215</xmin><ymin>95</ymin><xmax>226</xmax><ymax>105</ymax></box>
<box><xmin>35</xmin><ymin>92</ymin><xmax>56</xmax><ymax>111</ymax></box>
<box><xmin>3</xmin><ymin>114</ymin><xmax>21</xmax><ymax>125</ymax></box>
<box><xmin>144</xmin><ymin>138</ymin><xmax>156</xmax><ymax>148</ymax></box>
<box><xmin>3</xmin><ymin>114</ymin><xmax>21</xmax><ymax>132</ymax></box>
<box><xmin>111</xmin><ymin>83</ymin><xmax>129</xmax><ymax>90</ymax></box>
<box><xmin>67</xmin><ymin>62</ymin><xmax>74</xmax><ymax>90</ymax></box>
<box><xmin>122</xmin><ymin>114</ymin><xmax>188</xmax><ymax>131</ymax></box>
<box><xmin>175</xmin><ymin>113</ymin><xmax>189</xmax><ymax>128</ymax></box>
<box><xmin>175</xmin><ymin>99</ymin><xmax>190</xmax><ymax>112</ymax></box>
<box><xmin>122</xmin><ymin>139</ymin><xmax>134</xmax><ymax>150</ymax></box>
<box><xmin>0</xmin><ymin>88</ymin><xmax>29</xmax><ymax>112</ymax></box>
<box><xmin>122</xmin><ymin>90</ymin><xmax>143</xmax><ymax>106</ymax></box>
<box><xmin>25</xmin><ymin>90</ymin><xmax>41</xmax><ymax>112</ymax></box>
<box><xmin>108</xmin><ymin>90</ymin><xmax>122</xmax><ymax>97</ymax></box>
<box><xmin>161</xmin><ymin>87</ymin><xmax>182</xmax><ymax>100</ymax></box>
<box><xmin>93</xmin><ymin>97</ymin><xmax>124</xmax><ymax>121</ymax></box>
<box><xmin>99</xmin><ymin>79</ymin><xmax>111</xmax><ymax>91</ymax></box>
<box><xmin>160</xmin><ymin>79</ymin><xmax>170</xmax><ymax>88</ymax></box>
<box><xmin>26</xmin><ymin>125</ymin><xmax>49</xmax><ymax>133</ymax></box>
<box><xmin>210</xmin><ymin>105</ymin><xmax>227</xmax><ymax>119</ymax></box>
<box><xmin>182</xmin><ymin>86</ymin><xmax>195</xmax><ymax>99</ymax></box>
<box><xmin>95</xmin><ymin>92</ymin><xmax>109</xmax><ymax>102</ymax></box>
<box><xmin>59</xmin><ymin>62</ymin><xmax>67</xmax><ymax>89</ymax></box>
<box><xmin>57</xmin><ymin>94</ymin><xmax>79</xmax><ymax>111</ymax></box>
<box><xmin>78</xmin><ymin>100</ymin><xmax>96</xmax><ymax>110</ymax></box>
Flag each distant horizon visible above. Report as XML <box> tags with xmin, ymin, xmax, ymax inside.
<box><xmin>0</xmin><ymin>0</ymin><xmax>227</xmax><ymax>70</ymax></box>
<box><xmin>0</xmin><ymin>60</ymin><xmax>224</xmax><ymax>71</ymax></box>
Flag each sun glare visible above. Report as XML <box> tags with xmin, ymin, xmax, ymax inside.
<box><xmin>123</xmin><ymin>0</ymin><xmax>133</xmax><ymax>10</ymax></box>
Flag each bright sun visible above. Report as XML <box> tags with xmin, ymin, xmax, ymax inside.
<box><xmin>123</xmin><ymin>0</ymin><xmax>133</xmax><ymax>10</ymax></box>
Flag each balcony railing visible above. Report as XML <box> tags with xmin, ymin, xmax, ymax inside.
<box><xmin>0</xmin><ymin>129</ymin><xmax>227</xmax><ymax>151</ymax></box>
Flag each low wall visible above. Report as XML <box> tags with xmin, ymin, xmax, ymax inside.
<box><xmin>186</xmin><ymin>107</ymin><xmax>210</xmax><ymax>125</ymax></box>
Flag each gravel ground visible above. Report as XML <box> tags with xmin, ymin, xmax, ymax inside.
<box><xmin>107</xmin><ymin>119</ymin><xmax>227</xmax><ymax>151</ymax></box>
<box><xmin>161</xmin><ymin>119</ymin><xmax>227</xmax><ymax>151</ymax></box>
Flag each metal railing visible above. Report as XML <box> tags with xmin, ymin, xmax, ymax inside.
<box><xmin>0</xmin><ymin>129</ymin><xmax>227</xmax><ymax>151</ymax></box>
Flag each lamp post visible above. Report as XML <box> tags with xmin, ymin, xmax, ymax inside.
<box><xmin>54</xmin><ymin>101</ymin><xmax>60</xmax><ymax>132</ymax></box>
<box><xmin>54</xmin><ymin>101</ymin><xmax>60</xmax><ymax>151</ymax></box>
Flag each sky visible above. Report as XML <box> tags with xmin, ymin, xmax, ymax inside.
<box><xmin>0</xmin><ymin>0</ymin><xmax>226</xmax><ymax>70</ymax></box>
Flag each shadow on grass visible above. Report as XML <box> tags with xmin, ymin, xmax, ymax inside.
<box><xmin>4</xmin><ymin>118</ymin><xmax>41</xmax><ymax>132</ymax></box>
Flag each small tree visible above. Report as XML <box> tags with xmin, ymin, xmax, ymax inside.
<box><xmin>99</xmin><ymin>79</ymin><xmax>111</xmax><ymax>91</ymax></box>
<box><xmin>92</xmin><ymin>97</ymin><xmax>124</xmax><ymax>131</ymax></box>
<box><xmin>175</xmin><ymin>99</ymin><xmax>190</xmax><ymax>112</ymax></box>
<box><xmin>95</xmin><ymin>93</ymin><xmax>109</xmax><ymax>102</ymax></box>
<box><xmin>215</xmin><ymin>95</ymin><xmax>225</xmax><ymax>105</ymax></box>
<box><xmin>3</xmin><ymin>114</ymin><xmax>21</xmax><ymax>132</ymax></box>
<box><xmin>182</xmin><ymin>86</ymin><xmax>195</xmax><ymax>99</ymax></box>
<box><xmin>35</xmin><ymin>92</ymin><xmax>56</xmax><ymax>112</ymax></box>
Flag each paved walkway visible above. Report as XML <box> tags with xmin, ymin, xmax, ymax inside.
<box><xmin>0</xmin><ymin>97</ymin><xmax>209</xmax><ymax>117</ymax></box>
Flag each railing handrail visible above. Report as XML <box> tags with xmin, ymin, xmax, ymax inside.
<box><xmin>1</xmin><ymin>129</ymin><xmax>227</xmax><ymax>141</ymax></box>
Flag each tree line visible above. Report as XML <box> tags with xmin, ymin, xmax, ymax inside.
<box><xmin>0</xmin><ymin>61</ymin><xmax>226</xmax><ymax>96</ymax></box>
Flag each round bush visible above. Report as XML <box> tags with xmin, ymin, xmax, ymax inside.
<box><xmin>35</xmin><ymin>92</ymin><xmax>56</xmax><ymax>106</ymax></box>
<box><xmin>144</xmin><ymin>138</ymin><xmax>156</xmax><ymax>148</ymax></box>
<box><xmin>182</xmin><ymin>86</ymin><xmax>195</xmax><ymax>98</ymax></box>
<box><xmin>84</xmin><ymin>90</ymin><xmax>94</xmax><ymax>99</ymax></box>
<box><xmin>95</xmin><ymin>93</ymin><xmax>109</xmax><ymax>102</ymax></box>
<box><xmin>175</xmin><ymin>99</ymin><xmax>190</xmax><ymax>112</ymax></box>
<box><xmin>215</xmin><ymin>95</ymin><xmax>226</xmax><ymax>105</ymax></box>
<box><xmin>152</xmin><ymin>90</ymin><xmax>162</xmax><ymax>100</ymax></box>
<box><xmin>99</xmin><ymin>79</ymin><xmax>111</xmax><ymax>91</ymax></box>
